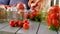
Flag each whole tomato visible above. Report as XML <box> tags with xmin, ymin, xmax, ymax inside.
<box><xmin>50</xmin><ymin>13</ymin><xmax>58</xmax><ymax>19</ymax></box>
<box><xmin>18</xmin><ymin>3</ymin><xmax>25</xmax><ymax>10</ymax></box>
<box><xmin>31</xmin><ymin>5</ymin><xmax>36</xmax><ymax>10</ymax></box>
<box><xmin>53</xmin><ymin>5</ymin><xmax>59</xmax><ymax>13</ymax></box>
<box><xmin>26</xmin><ymin>13</ymin><xmax>30</xmax><ymax>19</ymax></box>
<box><xmin>47</xmin><ymin>8</ymin><xmax>54</xmax><ymax>15</ymax></box>
<box><xmin>10</xmin><ymin>20</ymin><xmax>15</xmax><ymax>27</ymax></box>
<box><xmin>23</xmin><ymin>19</ymin><xmax>29</xmax><ymax>24</ymax></box>
<box><xmin>15</xmin><ymin>2</ymin><xmax>25</xmax><ymax>10</ymax></box>
<box><xmin>30</xmin><ymin>13</ymin><xmax>34</xmax><ymax>19</ymax></box>
<box><xmin>23</xmin><ymin>23</ymin><xmax>29</xmax><ymax>29</ymax></box>
<box><xmin>16</xmin><ymin>20</ymin><xmax>23</xmax><ymax>27</ymax></box>
<box><xmin>52</xmin><ymin>19</ymin><xmax>59</xmax><ymax>27</ymax></box>
<box><xmin>32</xmin><ymin>10</ymin><xmax>38</xmax><ymax>17</ymax></box>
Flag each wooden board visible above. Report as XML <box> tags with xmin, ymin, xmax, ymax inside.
<box><xmin>16</xmin><ymin>21</ymin><xmax>40</xmax><ymax>34</ymax></box>
<box><xmin>38</xmin><ymin>23</ymin><xmax>57</xmax><ymax>34</ymax></box>
<box><xmin>0</xmin><ymin>23</ymin><xmax>9</xmax><ymax>29</ymax></box>
<box><xmin>0</xmin><ymin>24</ymin><xmax>19</xmax><ymax>34</ymax></box>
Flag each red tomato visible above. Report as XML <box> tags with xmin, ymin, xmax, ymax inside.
<box><xmin>23</xmin><ymin>23</ymin><xmax>29</xmax><ymax>29</ymax></box>
<box><xmin>23</xmin><ymin>19</ymin><xmax>29</xmax><ymax>24</ymax></box>
<box><xmin>53</xmin><ymin>5</ymin><xmax>59</xmax><ymax>13</ymax></box>
<box><xmin>32</xmin><ymin>10</ymin><xmax>38</xmax><ymax>17</ymax></box>
<box><xmin>47</xmin><ymin>8</ymin><xmax>55</xmax><ymax>15</ymax></box>
<box><xmin>10</xmin><ymin>20</ymin><xmax>15</xmax><ymax>27</ymax></box>
<box><xmin>59</xmin><ymin>8</ymin><xmax>60</xmax><ymax>22</ymax></box>
<box><xmin>16</xmin><ymin>20</ymin><xmax>23</xmax><ymax>27</ymax></box>
<box><xmin>51</xmin><ymin>13</ymin><xmax>58</xmax><ymax>19</ymax></box>
<box><xmin>5</xmin><ymin>5</ymin><xmax>11</xmax><ymax>9</ymax></box>
<box><xmin>26</xmin><ymin>13</ymin><xmax>30</xmax><ymax>18</ymax></box>
<box><xmin>18</xmin><ymin>3</ymin><xmax>24</xmax><ymax>10</ymax></box>
<box><xmin>32</xmin><ymin>5</ymin><xmax>36</xmax><ymax>10</ymax></box>
<box><xmin>47</xmin><ymin>16</ymin><xmax>52</xmax><ymax>26</ymax></box>
<box><xmin>52</xmin><ymin>19</ymin><xmax>59</xmax><ymax>27</ymax></box>
<box><xmin>30</xmin><ymin>13</ymin><xmax>34</xmax><ymax>19</ymax></box>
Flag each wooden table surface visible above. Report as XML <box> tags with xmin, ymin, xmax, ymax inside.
<box><xmin>0</xmin><ymin>23</ymin><xmax>8</xmax><ymax>29</ymax></box>
<box><xmin>16</xmin><ymin>21</ymin><xmax>40</xmax><ymax>34</ymax></box>
<box><xmin>38</xmin><ymin>23</ymin><xmax>57</xmax><ymax>34</ymax></box>
<box><xmin>0</xmin><ymin>21</ymin><xmax>60</xmax><ymax>34</ymax></box>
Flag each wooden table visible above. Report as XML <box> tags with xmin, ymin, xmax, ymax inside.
<box><xmin>0</xmin><ymin>23</ymin><xmax>8</xmax><ymax>29</ymax></box>
<box><xmin>0</xmin><ymin>21</ymin><xmax>60</xmax><ymax>34</ymax></box>
<box><xmin>0</xmin><ymin>23</ymin><xmax>19</xmax><ymax>34</ymax></box>
<box><xmin>38</xmin><ymin>23</ymin><xmax>59</xmax><ymax>34</ymax></box>
<box><xmin>16</xmin><ymin>21</ymin><xmax>40</xmax><ymax>34</ymax></box>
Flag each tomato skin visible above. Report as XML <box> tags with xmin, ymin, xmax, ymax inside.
<box><xmin>18</xmin><ymin>3</ymin><xmax>24</xmax><ymax>10</ymax></box>
<box><xmin>47</xmin><ymin>9</ymin><xmax>54</xmax><ymax>15</ymax></box>
<box><xmin>30</xmin><ymin>13</ymin><xmax>34</xmax><ymax>19</ymax></box>
<box><xmin>10</xmin><ymin>20</ymin><xmax>15</xmax><ymax>27</ymax></box>
<box><xmin>50</xmin><ymin>13</ymin><xmax>58</xmax><ymax>19</ymax></box>
<box><xmin>52</xmin><ymin>19</ymin><xmax>59</xmax><ymax>27</ymax></box>
<box><xmin>23</xmin><ymin>23</ymin><xmax>29</xmax><ymax>29</ymax></box>
<box><xmin>23</xmin><ymin>19</ymin><xmax>29</xmax><ymax>24</ymax></box>
<box><xmin>32</xmin><ymin>5</ymin><xmax>36</xmax><ymax>10</ymax></box>
<box><xmin>48</xmin><ymin>5</ymin><xmax>59</xmax><ymax>15</ymax></box>
<box><xmin>26</xmin><ymin>13</ymin><xmax>30</xmax><ymax>18</ymax></box>
<box><xmin>32</xmin><ymin>10</ymin><xmax>38</xmax><ymax>17</ymax></box>
<box><xmin>53</xmin><ymin>5</ymin><xmax>59</xmax><ymax>13</ymax></box>
<box><xmin>47</xmin><ymin>16</ymin><xmax>52</xmax><ymax>26</ymax></box>
<box><xmin>16</xmin><ymin>20</ymin><xmax>23</xmax><ymax>27</ymax></box>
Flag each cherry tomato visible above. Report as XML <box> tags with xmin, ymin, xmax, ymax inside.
<box><xmin>26</xmin><ymin>13</ymin><xmax>30</xmax><ymax>18</ymax></box>
<box><xmin>52</xmin><ymin>19</ymin><xmax>59</xmax><ymax>27</ymax></box>
<box><xmin>23</xmin><ymin>19</ymin><xmax>29</xmax><ymax>24</ymax></box>
<box><xmin>10</xmin><ymin>20</ymin><xmax>15</xmax><ymax>27</ymax></box>
<box><xmin>32</xmin><ymin>10</ymin><xmax>38</xmax><ymax>17</ymax></box>
<box><xmin>16</xmin><ymin>20</ymin><xmax>23</xmax><ymax>27</ymax></box>
<box><xmin>51</xmin><ymin>13</ymin><xmax>58</xmax><ymax>19</ymax></box>
<box><xmin>18</xmin><ymin>3</ymin><xmax>24</xmax><ymax>10</ymax></box>
<box><xmin>53</xmin><ymin>5</ymin><xmax>59</xmax><ymax>13</ymax></box>
<box><xmin>47</xmin><ymin>11</ymin><xmax>52</xmax><ymax>16</ymax></box>
<box><xmin>23</xmin><ymin>23</ymin><xmax>29</xmax><ymax>29</ymax></box>
<box><xmin>47</xmin><ymin>8</ymin><xmax>55</xmax><ymax>15</ymax></box>
<box><xmin>30</xmin><ymin>13</ymin><xmax>34</xmax><ymax>19</ymax></box>
<box><xmin>31</xmin><ymin>5</ymin><xmax>36</xmax><ymax>10</ymax></box>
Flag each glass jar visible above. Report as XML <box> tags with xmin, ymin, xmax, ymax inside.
<box><xmin>16</xmin><ymin>2</ymin><xmax>27</xmax><ymax>21</ymax></box>
<box><xmin>0</xmin><ymin>6</ymin><xmax>8</xmax><ymax>23</ymax></box>
<box><xmin>7</xmin><ymin>7</ymin><xmax>17</xmax><ymax>20</ymax></box>
<box><xmin>16</xmin><ymin>9</ymin><xmax>28</xmax><ymax>21</ymax></box>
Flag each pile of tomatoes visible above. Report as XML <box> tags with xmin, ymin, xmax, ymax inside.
<box><xmin>47</xmin><ymin>5</ymin><xmax>60</xmax><ymax>31</ymax></box>
<box><xmin>27</xmin><ymin>2</ymin><xmax>41</xmax><ymax>22</ymax></box>
<box><xmin>26</xmin><ymin>9</ymin><xmax>41</xmax><ymax>22</ymax></box>
<box><xmin>10</xmin><ymin>19</ymin><xmax>29</xmax><ymax>29</ymax></box>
